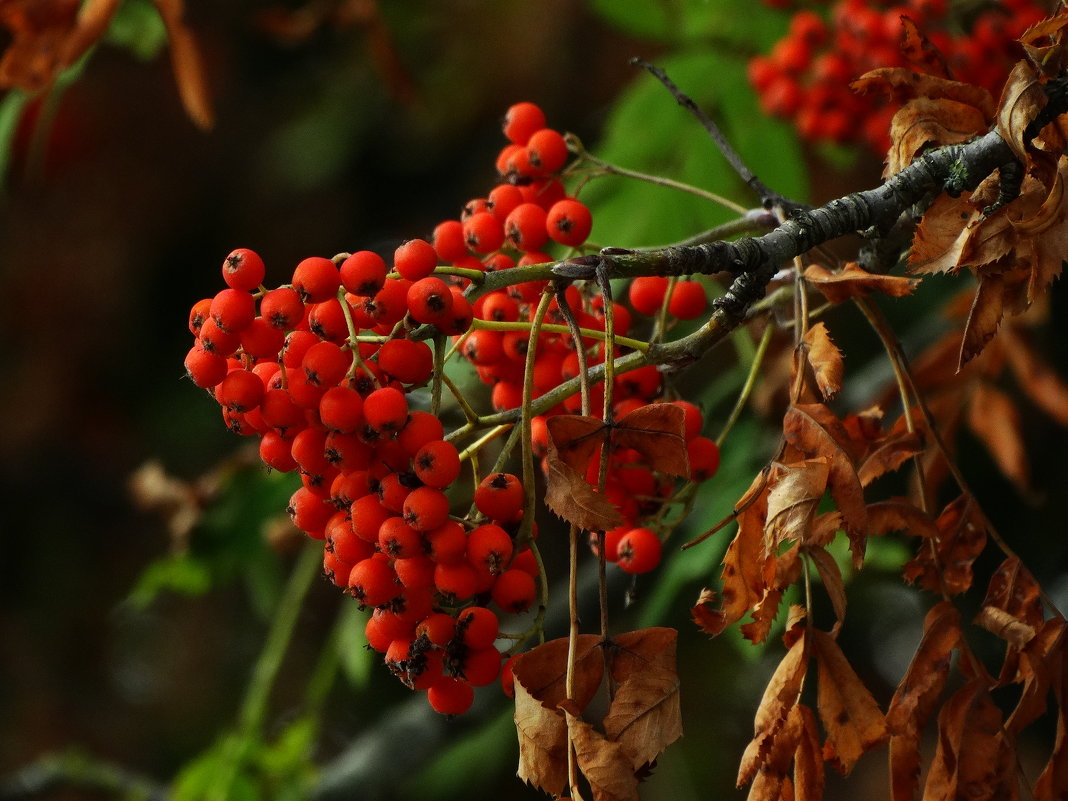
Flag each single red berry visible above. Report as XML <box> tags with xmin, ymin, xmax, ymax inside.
<box><xmin>288</xmin><ymin>486</ymin><xmax>335</xmax><ymax>535</ymax></box>
<box><xmin>616</xmin><ymin>527</ymin><xmax>662</xmax><ymax>574</ymax></box>
<box><xmin>259</xmin><ymin>429</ymin><xmax>298</xmax><ymax>472</ymax></box>
<box><xmin>348</xmin><ymin>556</ymin><xmax>401</xmax><ymax>607</ymax></box>
<box><xmin>340</xmin><ymin>250</ymin><xmax>388</xmax><ymax>296</ymax></box>
<box><xmin>462</xmin><ymin>211</ymin><xmax>505</xmax><ymax>254</ymax></box>
<box><xmin>378</xmin><ymin>516</ymin><xmax>423</xmax><ymax>559</ymax></box>
<box><xmin>546</xmin><ymin>198</ymin><xmax>592</xmax><ymax>248</ymax></box>
<box><xmin>188</xmin><ymin>298</ymin><xmax>212</xmax><ymax>336</ymax></box>
<box><xmin>239</xmin><ymin>317</ymin><xmax>285</xmax><ymax>359</ymax></box>
<box><xmin>184</xmin><ymin>344</ymin><xmax>228</xmax><ymax>388</ymax></box>
<box><xmin>394</xmin><ymin>239</ymin><xmax>439</xmax><ymax>281</ymax></box>
<box><xmin>461</xmin><ymin>329</ymin><xmax>505</xmax><ymax>366</ymax></box>
<box><xmin>432</xmin><ymin>220</ymin><xmax>468</xmax><ymax>263</ymax></box>
<box><xmin>416</xmin><ymin>612</ymin><xmax>457</xmax><ymax>647</ymax></box>
<box><xmin>307</xmin><ymin>299</ymin><xmax>349</xmax><ymax>343</ymax></box>
<box><xmin>667</xmin><ymin>279</ymin><xmax>707</xmax><ymax>320</ymax></box>
<box><xmin>319</xmin><ymin>385</ymin><xmax>365</xmax><ymax>433</ymax></box>
<box><xmin>628</xmin><ymin>276</ymin><xmax>669</xmax><ymax>316</ymax></box>
<box><xmin>487</xmin><ymin>183</ymin><xmax>525</xmax><ymax>221</ymax></box>
<box><xmin>363</xmin><ymin>386</ymin><xmax>409</xmax><ymax>432</ymax></box>
<box><xmin>460</xmin><ymin>646</ymin><xmax>502</xmax><ymax>687</ymax></box>
<box><xmin>504</xmin><ymin>202</ymin><xmax>549</xmax><ymax>252</ymax></box>
<box><xmin>365</xmin><ymin>277</ymin><xmax>411</xmax><ymax>328</ymax></box>
<box><xmin>425</xmin><ymin>519</ymin><xmax>467</xmax><ymax>564</ymax></box>
<box><xmin>377</xmin><ymin>338</ymin><xmax>434</xmax><ymax>385</ymax></box>
<box><xmin>403</xmin><ymin>486</ymin><xmax>451</xmax><ymax>532</ymax></box>
<box><xmin>502</xmin><ymin>101</ymin><xmax>547</xmax><ymax>145</ymax></box>
<box><xmin>259</xmin><ymin>287</ymin><xmax>305</xmax><ymax>330</ymax></box>
<box><xmin>302</xmin><ymin>340</ymin><xmax>349</xmax><ymax>387</ymax></box>
<box><xmin>491</xmin><ymin>569</ymin><xmax>537</xmax><ymax>614</ymax></box>
<box><xmin>406</xmin><ymin>276</ymin><xmax>454</xmax><ymax>324</ymax></box>
<box><xmin>210</xmin><ymin>288</ymin><xmax>256</xmax><ymax>334</ymax></box>
<box><xmin>427</xmin><ymin>676</ymin><xmax>474</xmax><ymax>716</ymax></box>
<box><xmin>222</xmin><ymin>248</ymin><xmax>266</xmax><ymax>292</ymax></box>
<box><xmin>350</xmin><ymin>492</ymin><xmax>392</xmax><ymax>542</ymax></box>
<box><xmin>688</xmin><ymin>436</ymin><xmax>721</xmax><ymax>481</ymax></box>
<box><xmin>457</xmin><ymin>606</ymin><xmax>499</xmax><ymax>650</ymax></box>
<box><xmin>397</xmin><ymin>411</ymin><xmax>446</xmax><ymax>456</ymax></box>
<box><xmin>525</xmin><ymin>128</ymin><xmax>569</xmax><ymax>174</ymax></box>
<box><xmin>292</xmin><ymin>256</ymin><xmax>341</xmax><ymax>303</ymax></box>
<box><xmin>216</xmin><ymin>369</ymin><xmax>265</xmax><ymax>412</ymax></box>
<box><xmin>433</xmin><ymin>561</ymin><xmax>479</xmax><ymax>601</ymax></box>
<box><xmin>413</xmin><ymin>440</ymin><xmax>461</xmax><ymax>489</ymax></box>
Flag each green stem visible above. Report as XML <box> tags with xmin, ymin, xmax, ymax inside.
<box><xmin>716</xmin><ymin>319</ymin><xmax>774</xmax><ymax>447</ymax></box>
<box><xmin>469</xmin><ymin>318</ymin><xmax>650</xmax><ymax>353</ymax></box>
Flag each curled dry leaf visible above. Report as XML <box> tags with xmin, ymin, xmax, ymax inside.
<box><xmin>803</xmin><ymin>262</ymin><xmax>919</xmax><ymax>304</ymax></box>
<box><xmin>512</xmin><ymin>629</ymin><xmax>682</xmax><ymax>799</ymax></box>
<box><xmin>793</xmin><ymin>704</ymin><xmax>825</xmax><ymax>801</ymax></box>
<box><xmin>812</xmin><ymin>629</ymin><xmax>888</xmax><ymax>775</ymax></box>
<box><xmin>857</xmin><ymin>431</ymin><xmax>924</xmax><ymax>487</ymax></box>
<box><xmin>887</xmin><ymin>601</ymin><xmax>960</xmax><ymax>801</ymax></box>
<box><xmin>903</xmin><ymin>495</ymin><xmax>987</xmax><ymax>594</ymax></box>
<box><xmin>802</xmin><ymin>323</ymin><xmax>843</xmax><ymax>401</ymax></box>
<box><xmin>851</xmin><ymin>67</ymin><xmax>996</xmax><ymax>122</ymax></box>
<box><xmin>782</xmin><ymin>403</ymin><xmax>867</xmax><ymax>561</ymax></box>
<box><xmin>898</xmin><ymin>15</ymin><xmax>951</xmax><ymax>79</ymax></box>
<box><xmin>921</xmin><ymin>681</ymin><xmax>1016</xmax><ymax>801</ymax></box>
<box><xmin>1020</xmin><ymin>12</ymin><xmax>1068</xmax><ymax>77</ymax></box>
<box><xmin>996</xmin><ymin>60</ymin><xmax>1047</xmax><ymax>164</ymax></box>
<box><xmin>888</xmin><ymin>97</ymin><xmax>990</xmax><ymax>177</ymax></box>
<box><xmin>740</xmin><ymin>544</ymin><xmax>802</xmax><ymax>646</ymax></box>
<box><xmin>864</xmin><ymin>498</ymin><xmax>940</xmax><ymax>539</ymax></box>
<box><xmin>1006</xmin><ymin>619</ymin><xmax>1066</xmax><ymax>738</ymax></box>
<box><xmin>693</xmin><ymin>470</ymin><xmax>774</xmax><ymax>637</ymax></box>
<box><xmin>153</xmin><ymin>0</ymin><xmax>214</xmax><ymax>130</ymax></box>
<box><xmin>765</xmin><ymin>459</ymin><xmax>830</xmax><ymax>551</ymax></box>
<box><xmin>738</xmin><ymin>626</ymin><xmax>810</xmax><ymax>788</ymax></box>
<box><xmin>959</xmin><ymin>272</ymin><xmax>1008</xmax><ymax>370</ymax></box>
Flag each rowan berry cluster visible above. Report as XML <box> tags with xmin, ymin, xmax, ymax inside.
<box><xmin>749</xmin><ymin>0</ymin><xmax>1048</xmax><ymax>153</ymax></box>
<box><xmin>184</xmin><ymin>102</ymin><xmax>721</xmax><ymax>715</ymax></box>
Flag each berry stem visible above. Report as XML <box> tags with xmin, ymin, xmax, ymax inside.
<box><xmin>430</xmin><ymin>333</ymin><xmax>446</xmax><ymax>418</ymax></box>
<box><xmin>455</xmin><ymin>424</ymin><xmax>514</xmax><ymax>463</ymax></box>
<box><xmin>468</xmin><ymin>317</ymin><xmax>650</xmax><ymax>354</ymax></box>
<box><xmin>564</xmin><ymin>132</ymin><xmax>749</xmax><ymax>215</ymax></box>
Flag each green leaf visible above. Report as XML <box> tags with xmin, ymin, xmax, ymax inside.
<box><xmin>0</xmin><ymin>90</ymin><xmax>30</xmax><ymax>192</ymax></box>
<box><xmin>104</xmin><ymin>0</ymin><xmax>168</xmax><ymax>60</ymax></box>
<box><xmin>171</xmin><ymin>735</ymin><xmax>261</xmax><ymax>801</ymax></box>
<box><xmin>587</xmin><ymin>0</ymin><xmax>787</xmax><ymax>48</ymax></box>
<box><xmin>126</xmin><ymin>552</ymin><xmax>213</xmax><ymax>608</ymax></box>
<box><xmin>337</xmin><ymin>603</ymin><xmax>375</xmax><ymax>690</ymax></box>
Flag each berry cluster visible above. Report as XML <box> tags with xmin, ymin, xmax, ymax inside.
<box><xmin>184</xmin><ymin>102</ymin><xmax>721</xmax><ymax>714</ymax></box>
<box><xmin>748</xmin><ymin>0</ymin><xmax>1049</xmax><ymax>153</ymax></box>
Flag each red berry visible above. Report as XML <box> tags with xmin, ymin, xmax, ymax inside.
<box><xmin>491</xmin><ymin>569</ymin><xmax>537</xmax><ymax>614</ymax></box>
<box><xmin>210</xmin><ymin>288</ymin><xmax>256</xmax><ymax>334</ymax></box>
<box><xmin>260</xmin><ymin>287</ymin><xmax>305</xmax><ymax>330</ymax></box>
<box><xmin>502</xmin><ymin>102</ymin><xmax>546</xmax><ymax>145</ymax></box>
<box><xmin>406</xmin><ymin>276</ymin><xmax>454</xmax><ymax>324</ymax></box>
<box><xmin>668</xmin><ymin>279</ymin><xmax>707</xmax><ymax>320</ymax></box>
<box><xmin>432</xmin><ymin>220</ymin><xmax>468</xmax><ymax>263</ymax></box>
<box><xmin>216</xmin><ymin>369</ymin><xmax>264</xmax><ymax>412</ymax></box>
<box><xmin>616</xmin><ymin>527</ymin><xmax>662</xmax><ymax>574</ymax></box>
<box><xmin>526</xmin><ymin>128</ymin><xmax>569</xmax><ymax>174</ymax></box>
<box><xmin>363</xmin><ymin>386</ymin><xmax>409</xmax><ymax>433</ymax></box>
<box><xmin>292</xmin><ymin>256</ymin><xmax>341</xmax><ymax>303</ymax></box>
<box><xmin>504</xmin><ymin>202</ymin><xmax>549</xmax><ymax>252</ymax></box>
<box><xmin>413</xmin><ymin>440</ymin><xmax>461</xmax><ymax>489</ymax></box>
<box><xmin>546</xmin><ymin>198</ymin><xmax>592</xmax><ymax>248</ymax></box>
<box><xmin>433</xmin><ymin>561</ymin><xmax>479</xmax><ymax>601</ymax></box>
<box><xmin>340</xmin><ymin>250</ymin><xmax>388</xmax><ymax>296</ymax></box>
<box><xmin>377</xmin><ymin>339</ymin><xmax>434</xmax><ymax>385</ymax></box>
<box><xmin>688</xmin><ymin>436</ymin><xmax>721</xmax><ymax>481</ymax></box>
<box><xmin>319</xmin><ymin>385</ymin><xmax>364</xmax><ymax>433</ymax></box>
<box><xmin>394</xmin><ymin>239</ymin><xmax>438</xmax><ymax>281</ymax></box>
<box><xmin>403</xmin><ymin>486</ymin><xmax>451</xmax><ymax>532</ymax></box>
<box><xmin>222</xmin><ymin>248</ymin><xmax>266</xmax><ymax>292</ymax></box>
<box><xmin>348</xmin><ymin>556</ymin><xmax>401</xmax><ymax>607</ymax></box>
<box><xmin>457</xmin><ymin>606</ymin><xmax>499</xmax><ymax>650</ymax></box>
<box><xmin>462</xmin><ymin>211</ymin><xmax>505</xmax><ymax>254</ymax></box>
<box><xmin>628</xmin><ymin>276</ymin><xmax>669</xmax><ymax>316</ymax></box>
<box><xmin>427</xmin><ymin>676</ymin><xmax>474</xmax><ymax>716</ymax></box>
<box><xmin>184</xmin><ymin>344</ymin><xmax>228</xmax><ymax>388</ymax></box>
<box><xmin>397</xmin><ymin>411</ymin><xmax>446</xmax><ymax>456</ymax></box>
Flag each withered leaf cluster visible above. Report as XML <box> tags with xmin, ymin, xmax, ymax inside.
<box><xmin>0</xmin><ymin>0</ymin><xmax>212</xmax><ymax>128</ymax></box>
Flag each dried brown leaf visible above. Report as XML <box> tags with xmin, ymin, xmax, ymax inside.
<box><xmin>887</xmin><ymin>601</ymin><xmax>961</xmax><ymax>801</ymax></box>
<box><xmin>153</xmin><ymin>0</ymin><xmax>214</xmax><ymax>129</ymax></box>
<box><xmin>1021</xmin><ymin>13</ymin><xmax>1068</xmax><ymax>77</ymax></box>
<box><xmin>921</xmin><ymin>681</ymin><xmax>1016</xmax><ymax>801</ymax></box>
<box><xmin>793</xmin><ymin>704</ymin><xmax>825</xmax><ymax>801</ymax></box>
<box><xmin>865</xmin><ymin>499</ymin><xmax>940</xmax><ymax>539</ymax></box>
<box><xmin>975</xmin><ymin>606</ymin><xmax>1036</xmax><ymax>651</ymax></box>
<box><xmin>812</xmin><ymin>629</ymin><xmax>888</xmax><ymax>774</ymax></box>
<box><xmin>851</xmin><ymin>67</ymin><xmax>995</xmax><ymax>121</ymax></box>
<box><xmin>908</xmin><ymin>193</ymin><xmax>978</xmax><ymax>274</ymax></box>
<box><xmin>546</xmin><ymin>414</ymin><xmax>604</xmax><ymax>475</ymax></box>
<box><xmin>563</xmin><ymin>706</ymin><xmax>642</xmax><ymax>801</ymax></box>
<box><xmin>802</xmin><ymin>323</ymin><xmax>844</xmax><ymax>400</ymax></box>
<box><xmin>613</xmin><ymin>402</ymin><xmax>690</xmax><ymax>478</ymax></box>
<box><xmin>857</xmin><ymin>431</ymin><xmax>924</xmax><ymax>487</ymax></box>
<box><xmin>966</xmin><ymin>381</ymin><xmax>1030</xmax><ymax>491</ymax></box>
<box><xmin>959</xmin><ymin>273</ymin><xmax>1007</xmax><ymax>369</ymax></box>
<box><xmin>888</xmin><ymin>97</ymin><xmax>989</xmax><ymax>177</ymax></box>
<box><xmin>59</xmin><ymin>0</ymin><xmax>120</xmax><ymax>67</ymax></box>
<box><xmin>1012</xmin><ymin>158</ymin><xmax>1068</xmax><ymax>303</ymax></box>
<box><xmin>738</xmin><ymin>629</ymin><xmax>810</xmax><ymax>787</ymax></box>
<box><xmin>806</xmin><ymin>546</ymin><xmax>847</xmax><ymax>636</ymax></box>
<box><xmin>513</xmin><ymin>634</ymin><xmax>605</xmax><ymax>795</ymax></box>
<box><xmin>997</xmin><ymin>60</ymin><xmax>1047</xmax><ymax>163</ymax></box>
<box><xmin>697</xmin><ymin>472</ymin><xmax>774</xmax><ymax>637</ymax></box>
<box><xmin>898</xmin><ymin>15</ymin><xmax>951</xmax><ymax>78</ymax></box>
<box><xmin>804</xmin><ymin>262</ymin><xmax>920</xmax><ymax>303</ymax></box>
<box><xmin>603</xmin><ymin>628</ymin><xmax>683</xmax><ymax>770</ymax></box>
<box><xmin>903</xmin><ymin>495</ymin><xmax>987</xmax><ymax>594</ymax></box>
<box><xmin>782</xmin><ymin>404</ymin><xmax>867</xmax><ymax>559</ymax></box>
<box><xmin>765</xmin><ymin>459</ymin><xmax>830</xmax><ymax>551</ymax></box>
<box><xmin>543</xmin><ymin>450</ymin><xmax>623</xmax><ymax>532</ymax></box>
<box><xmin>741</xmin><ymin>546</ymin><xmax>802</xmax><ymax>645</ymax></box>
